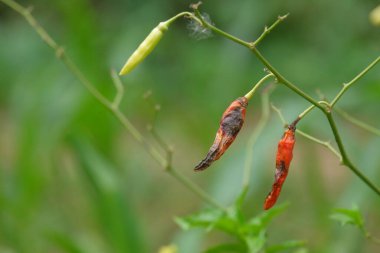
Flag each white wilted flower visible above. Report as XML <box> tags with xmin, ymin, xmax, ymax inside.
<box><xmin>187</xmin><ymin>12</ymin><xmax>213</xmax><ymax>40</ymax></box>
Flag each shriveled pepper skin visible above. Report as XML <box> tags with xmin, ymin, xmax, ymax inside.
<box><xmin>264</xmin><ymin>127</ymin><xmax>296</xmax><ymax>210</ymax></box>
<box><xmin>194</xmin><ymin>97</ymin><xmax>248</xmax><ymax>171</ymax></box>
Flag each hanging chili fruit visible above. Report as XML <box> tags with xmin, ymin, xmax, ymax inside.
<box><xmin>264</xmin><ymin>119</ymin><xmax>299</xmax><ymax>210</ymax></box>
<box><xmin>194</xmin><ymin>97</ymin><xmax>248</xmax><ymax>171</ymax></box>
<box><xmin>119</xmin><ymin>21</ymin><xmax>169</xmax><ymax>76</ymax></box>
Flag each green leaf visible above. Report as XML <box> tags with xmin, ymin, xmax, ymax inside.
<box><xmin>231</xmin><ymin>187</ymin><xmax>248</xmax><ymax>223</ymax></box>
<box><xmin>174</xmin><ymin>208</ymin><xmax>225</xmax><ymax>231</ymax></box>
<box><xmin>330</xmin><ymin>205</ymin><xmax>364</xmax><ymax>229</ymax></box>
<box><xmin>175</xmin><ymin>207</ymin><xmax>242</xmax><ymax>237</ymax></box>
<box><xmin>244</xmin><ymin>230</ymin><xmax>266</xmax><ymax>253</ymax></box>
<box><xmin>244</xmin><ymin>202</ymin><xmax>289</xmax><ymax>235</ymax></box>
<box><xmin>266</xmin><ymin>240</ymin><xmax>307</xmax><ymax>253</ymax></box>
<box><xmin>203</xmin><ymin>243</ymin><xmax>245</xmax><ymax>253</ymax></box>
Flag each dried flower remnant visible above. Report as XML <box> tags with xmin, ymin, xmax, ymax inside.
<box><xmin>194</xmin><ymin>97</ymin><xmax>248</xmax><ymax>171</ymax></box>
<box><xmin>264</xmin><ymin>119</ymin><xmax>298</xmax><ymax>210</ymax></box>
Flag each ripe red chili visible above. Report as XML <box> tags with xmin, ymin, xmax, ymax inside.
<box><xmin>264</xmin><ymin>120</ymin><xmax>298</xmax><ymax>210</ymax></box>
<box><xmin>194</xmin><ymin>97</ymin><xmax>248</xmax><ymax>171</ymax></box>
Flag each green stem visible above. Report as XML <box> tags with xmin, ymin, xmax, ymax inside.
<box><xmin>168</xmin><ymin>168</ymin><xmax>227</xmax><ymax>211</ymax></box>
<box><xmin>250</xmin><ymin>48</ymin><xmax>324</xmax><ymax>110</ymax></box>
<box><xmin>334</xmin><ymin>108</ymin><xmax>380</xmax><ymax>137</ymax></box>
<box><xmin>1</xmin><ymin>0</ymin><xmax>225</xmax><ymax>210</ymax></box>
<box><xmin>271</xmin><ymin>104</ymin><xmax>341</xmax><ymax>160</ymax></box>
<box><xmin>252</xmin><ymin>13</ymin><xmax>289</xmax><ymax>47</ymax></box>
<box><xmin>243</xmin><ymin>92</ymin><xmax>271</xmax><ymax>188</ymax></box>
<box><xmin>166</xmin><ymin>11</ymin><xmax>202</xmax><ymax>26</ymax></box>
<box><xmin>296</xmin><ymin>129</ymin><xmax>342</xmax><ymax>161</ymax></box>
<box><xmin>194</xmin><ymin>9</ymin><xmax>251</xmax><ymax>48</ymax></box>
<box><xmin>298</xmin><ymin>105</ymin><xmax>315</xmax><ymax>119</ymax></box>
<box><xmin>194</xmin><ymin>10</ymin><xmax>323</xmax><ymax>110</ymax></box>
<box><xmin>110</xmin><ymin>69</ymin><xmax>124</xmax><ymax>109</ymax></box>
<box><xmin>244</xmin><ymin>73</ymin><xmax>274</xmax><ymax>100</ymax></box>
<box><xmin>325</xmin><ymin>112</ymin><xmax>380</xmax><ymax>196</ymax></box>
<box><xmin>195</xmin><ymin>9</ymin><xmax>380</xmax><ymax>197</ymax></box>
<box><xmin>330</xmin><ymin>56</ymin><xmax>380</xmax><ymax>107</ymax></box>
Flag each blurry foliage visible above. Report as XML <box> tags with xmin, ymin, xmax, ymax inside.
<box><xmin>0</xmin><ymin>0</ymin><xmax>380</xmax><ymax>252</ymax></box>
<box><xmin>175</xmin><ymin>190</ymin><xmax>306</xmax><ymax>253</ymax></box>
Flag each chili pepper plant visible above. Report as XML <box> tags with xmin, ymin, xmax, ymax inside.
<box><xmin>1</xmin><ymin>0</ymin><xmax>380</xmax><ymax>252</ymax></box>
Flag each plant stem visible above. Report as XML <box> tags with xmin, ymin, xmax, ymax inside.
<box><xmin>251</xmin><ymin>13</ymin><xmax>289</xmax><ymax>47</ymax></box>
<box><xmin>271</xmin><ymin>104</ymin><xmax>341</xmax><ymax>160</ymax></box>
<box><xmin>194</xmin><ymin>10</ymin><xmax>323</xmax><ymax>110</ymax></box>
<box><xmin>325</xmin><ymin>112</ymin><xmax>380</xmax><ymax>195</ymax></box>
<box><xmin>110</xmin><ymin>69</ymin><xmax>124</xmax><ymax>109</ymax></box>
<box><xmin>243</xmin><ymin>91</ymin><xmax>271</xmax><ymax>188</ymax></box>
<box><xmin>244</xmin><ymin>73</ymin><xmax>274</xmax><ymax>100</ymax></box>
<box><xmin>194</xmin><ymin>9</ymin><xmax>252</xmax><ymax>48</ymax></box>
<box><xmin>330</xmin><ymin>56</ymin><xmax>380</xmax><ymax>107</ymax></box>
<box><xmin>250</xmin><ymin>49</ymin><xmax>324</xmax><ymax>110</ymax></box>
<box><xmin>296</xmin><ymin>129</ymin><xmax>342</xmax><ymax>161</ymax></box>
<box><xmin>166</xmin><ymin>11</ymin><xmax>202</xmax><ymax>26</ymax></box>
<box><xmin>298</xmin><ymin>105</ymin><xmax>315</xmax><ymax>119</ymax></box>
<box><xmin>167</xmin><ymin>168</ymin><xmax>227</xmax><ymax>211</ymax></box>
<box><xmin>1</xmin><ymin>0</ymin><xmax>225</xmax><ymax>209</ymax></box>
<box><xmin>334</xmin><ymin>108</ymin><xmax>380</xmax><ymax>137</ymax></box>
<box><xmin>195</xmin><ymin>9</ymin><xmax>380</xmax><ymax>197</ymax></box>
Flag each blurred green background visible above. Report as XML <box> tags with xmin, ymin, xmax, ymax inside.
<box><xmin>0</xmin><ymin>0</ymin><xmax>380</xmax><ymax>252</ymax></box>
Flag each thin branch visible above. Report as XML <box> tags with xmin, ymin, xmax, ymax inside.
<box><xmin>298</xmin><ymin>105</ymin><xmax>315</xmax><ymax>119</ymax></box>
<box><xmin>297</xmin><ymin>130</ymin><xmax>342</xmax><ymax>161</ymax></box>
<box><xmin>192</xmin><ymin>8</ymin><xmax>252</xmax><ymax>48</ymax></box>
<box><xmin>367</xmin><ymin>234</ymin><xmax>380</xmax><ymax>245</ymax></box>
<box><xmin>194</xmin><ymin>5</ymin><xmax>380</xmax><ymax>197</ymax></box>
<box><xmin>325</xmin><ymin>112</ymin><xmax>380</xmax><ymax>195</ymax></box>
<box><xmin>271</xmin><ymin>105</ymin><xmax>342</xmax><ymax>161</ymax></box>
<box><xmin>250</xmin><ymin>48</ymin><xmax>324</xmax><ymax>110</ymax></box>
<box><xmin>330</xmin><ymin>56</ymin><xmax>380</xmax><ymax>107</ymax></box>
<box><xmin>243</xmin><ymin>89</ymin><xmax>271</xmax><ymax>188</ymax></box>
<box><xmin>251</xmin><ymin>13</ymin><xmax>289</xmax><ymax>47</ymax></box>
<box><xmin>1</xmin><ymin>0</ymin><xmax>225</xmax><ymax>210</ymax></box>
<box><xmin>334</xmin><ymin>108</ymin><xmax>380</xmax><ymax>137</ymax></box>
<box><xmin>194</xmin><ymin>5</ymin><xmax>324</xmax><ymax>111</ymax></box>
<box><xmin>168</xmin><ymin>168</ymin><xmax>227</xmax><ymax>211</ymax></box>
<box><xmin>244</xmin><ymin>73</ymin><xmax>274</xmax><ymax>100</ymax></box>
<box><xmin>110</xmin><ymin>69</ymin><xmax>124</xmax><ymax>109</ymax></box>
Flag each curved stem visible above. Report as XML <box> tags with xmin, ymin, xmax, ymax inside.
<box><xmin>251</xmin><ymin>13</ymin><xmax>289</xmax><ymax>47</ymax></box>
<box><xmin>334</xmin><ymin>108</ymin><xmax>380</xmax><ymax>137</ymax></box>
<box><xmin>250</xmin><ymin>49</ymin><xmax>324</xmax><ymax>110</ymax></box>
<box><xmin>1</xmin><ymin>0</ymin><xmax>225</xmax><ymax>210</ymax></box>
<box><xmin>195</xmin><ymin>9</ymin><xmax>380</xmax><ymax>197</ymax></box>
<box><xmin>244</xmin><ymin>73</ymin><xmax>274</xmax><ymax>100</ymax></box>
<box><xmin>296</xmin><ymin>129</ymin><xmax>342</xmax><ymax>161</ymax></box>
<box><xmin>168</xmin><ymin>168</ymin><xmax>227</xmax><ymax>211</ymax></box>
<box><xmin>298</xmin><ymin>105</ymin><xmax>315</xmax><ymax>119</ymax></box>
<box><xmin>271</xmin><ymin>104</ymin><xmax>341</xmax><ymax>160</ymax></box>
<box><xmin>194</xmin><ymin>9</ymin><xmax>251</xmax><ymax>48</ymax></box>
<box><xmin>330</xmin><ymin>56</ymin><xmax>380</xmax><ymax>107</ymax></box>
<box><xmin>166</xmin><ymin>11</ymin><xmax>202</xmax><ymax>26</ymax></box>
<box><xmin>325</xmin><ymin>112</ymin><xmax>380</xmax><ymax>196</ymax></box>
<box><xmin>243</xmin><ymin>91</ymin><xmax>271</xmax><ymax>188</ymax></box>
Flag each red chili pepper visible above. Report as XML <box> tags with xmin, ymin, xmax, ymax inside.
<box><xmin>264</xmin><ymin>120</ymin><xmax>298</xmax><ymax>210</ymax></box>
<box><xmin>194</xmin><ymin>97</ymin><xmax>248</xmax><ymax>171</ymax></box>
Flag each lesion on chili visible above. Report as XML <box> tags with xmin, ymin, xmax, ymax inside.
<box><xmin>194</xmin><ymin>97</ymin><xmax>248</xmax><ymax>171</ymax></box>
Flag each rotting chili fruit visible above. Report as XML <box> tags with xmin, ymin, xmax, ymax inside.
<box><xmin>264</xmin><ymin>118</ymin><xmax>299</xmax><ymax>210</ymax></box>
<box><xmin>194</xmin><ymin>97</ymin><xmax>248</xmax><ymax>171</ymax></box>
